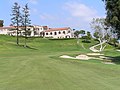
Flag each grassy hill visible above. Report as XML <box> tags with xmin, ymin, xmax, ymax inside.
<box><xmin>0</xmin><ymin>35</ymin><xmax>120</xmax><ymax>90</ymax></box>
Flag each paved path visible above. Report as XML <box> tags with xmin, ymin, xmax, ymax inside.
<box><xmin>90</xmin><ymin>41</ymin><xmax>107</xmax><ymax>52</ymax></box>
<box><xmin>117</xmin><ymin>50</ymin><xmax>120</xmax><ymax>52</ymax></box>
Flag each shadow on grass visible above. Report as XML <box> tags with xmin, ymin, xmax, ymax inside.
<box><xmin>111</xmin><ymin>56</ymin><xmax>120</xmax><ymax>64</ymax></box>
<box><xmin>49</xmin><ymin>38</ymin><xmax>75</xmax><ymax>40</ymax></box>
<box><xmin>15</xmin><ymin>44</ymin><xmax>38</xmax><ymax>50</ymax></box>
<box><xmin>25</xmin><ymin>46</ymin><xmax>38</xmax><ymax>50</ymax></box>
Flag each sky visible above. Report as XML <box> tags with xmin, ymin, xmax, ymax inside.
<box><xmin>0</xmin><ymin>0</ymin><xmax>106</xmax><ymax>31</ymax></box>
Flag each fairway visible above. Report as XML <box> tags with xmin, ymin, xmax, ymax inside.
<box><xmin>0</xmin><ymin>35</ymin><xmax>120</xmax><ymax>90</ymax></box>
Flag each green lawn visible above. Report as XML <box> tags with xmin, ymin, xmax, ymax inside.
<box><xmin>0</xmin><ymin>35</ymin><xmax>120</xmax><ymax>90</ymax></box>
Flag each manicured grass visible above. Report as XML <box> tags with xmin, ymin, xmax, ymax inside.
<box><xmin>0</xmin><ymin>35</ymin><xmax>120</xmax><ymax>90</ymax></box>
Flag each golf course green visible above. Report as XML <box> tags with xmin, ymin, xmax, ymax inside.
<box><xmin>0</xmin><ymin>35</ymin><xmax>120</xmax><ymax>90</ymax></box>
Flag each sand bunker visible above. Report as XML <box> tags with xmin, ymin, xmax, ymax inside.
<box><xmin>60</xmin><ymin>53</ymin><xmax>115</xmax><ymax>65</ymax></box>
<box><xmin>87</xmin><ymin>53</ymin><xmax>104</xmax><ymax>56</ymax></box>
<box><xmin>76</xmin><ymin>55</ymin><xmax>92</xmax><ymax>60</ymax></box>
<box><xmin>103</xmin><ymin>62</ymin><xmax>115</xmax><ymax>65</ymax></box>
<box><xmin>60</xmin><ymin>55</ymin><xmax>75</xmax><ymax>59</ymax></box>
<box><xmin>60</xmin><ymin>54</ymin><xmax>92</xmax><ymax>60</ymax></box>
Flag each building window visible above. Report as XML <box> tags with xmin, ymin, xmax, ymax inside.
<box><xmin>66</xmin><ymin>35</ymin><xmax>70</xmax><ymax>38</ymax></box>
<box><xmin>40</xmin><ymin>32</ymin><xmax>43</xmax><ymax>35</ymax></box>
<box><xmin>46</xmin><ymin>33</ymin><xmax>48</xmax><ymax>35</ymax></box>
<box><xmin>54</xmin><ymin>32</ymin><xmax>57</xmax><ymax>35</ymax></box>
<box><xmin>59</xmin><ymin>31</ymin><xmax>61</xmax><ymax>34</ymax></box>
<box><xmin>63</xmin><ymin>31</ymin><xmax>65</xmax><ymax>34</ymax></box>
<box><xmin>50</xmin><ymin>32</ymin><xmax>52</xmax><ymax>35</ymax></box>
<box><xmin>68</xmin><ymin>31</ymin><xmax>70</xmax><ymax>33</ymax></box>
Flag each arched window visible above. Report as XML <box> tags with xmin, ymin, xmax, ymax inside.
<box><xmin>54</xmin><ymin>32</ymin><xmax>57</xmax><ymax>35</ymax></box>
<box><xmin>43</xmin><ymin>32</ymin><xmax>45</xmax><ymax>36</ymax></box>
<box><xmin>59</xmin><ymin>31</ymin><xmax>61</xmax><ymax>34</ymax></box>
<box><xmin>68</xmin><ymin>31</ymin><xmax>70</xmax><ymax>33</ymax></box>
<box><xmin>46</xmin><ymin>33</ymin><xmax>48</xmax><ymax>35</ymax></box>
<box><xmin>63</xmin><ymin>31</ymin><xmax>65</xmax><ymax>34</ymax></box>
<box><xmin>40</xmin><ymin>32</ymin><xmax>43</xmax><ymax>35</ymax></box>
<box><xmin>50</xmin><ymin>32</ymin><xmax>52</xmax><ymax>35</ymax></box>
<box><xmin>66</xmin><ymin>35</ymin><xmax>70</xmax><ymax>38</ymax></box>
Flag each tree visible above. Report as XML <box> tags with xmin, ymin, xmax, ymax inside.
<box><xmin>93</xmin><ymin>32</ymin><xmax>99</xmax><ymax>39</ymax></box>
<box><xmin>90</xmin><ymin>18</ymin><xmax>110</xmax><ymax>52</ymax></box>
<box><xmin>0</xmin><ymin>20</ymin><xmax>4</xmax><ymax>27</ymax></box>
<box><xmin>79</xmin><ymin>30</ymin><xmax>85</xmax><ymax>37</ymax></box>
<box><xmin>74</xmin><ymin>30</ymin><xmax>80</xmax><ymax>38</ymax></box>
<box><xmin>87</xmin><ymin>31</ymin><xmax>92</xmax><ymax>39</ymax></box>
<box><xmin>81</xmin><ymin>32</ymin><xmax>91</xmax><ymax>43</ymax></box>
<box><xmin>102</xmin><ymin>0</ymin><xmax>120</xmax><ymax>39</ymax></box>
<box><xmin>74</xmin><ymin>30</ymin><xmax>81</xmax><ymax>44</ymax></box>
<box><xmin>11</xmin><ymin>2</ymin><xmax>22</xmax><ymax>45</ymax></box>
<box><xmin>22</xmin><ymin>3</ymin><xmax>31</xmax><ymax>47</ymax></box>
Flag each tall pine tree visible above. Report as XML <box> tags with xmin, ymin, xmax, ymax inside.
<box><xmin>11</xmin><ymin>2</ymin><xmax>22</xmax><ymax>45</ymax></box>
<box><xmin>22</xmin><ymin>4</ymin><xmax>31</xmax><ymax>47</ymax></box>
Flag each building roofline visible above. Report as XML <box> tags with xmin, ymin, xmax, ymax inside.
<box><xmin>45</xmin><ymin>27</ymin><xmax>71</xmax><ymax>32</ymax></box>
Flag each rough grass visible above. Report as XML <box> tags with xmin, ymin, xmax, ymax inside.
<box><xmin>0</xmin><ymin>35</ymin><xmax>120</xmax><ymax>90</ymax></box>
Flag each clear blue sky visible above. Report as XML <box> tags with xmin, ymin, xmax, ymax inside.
<box><xmin>0</xmin><ymin>0</ymin><xmax>106</xmax><ymax>31</ymax></box>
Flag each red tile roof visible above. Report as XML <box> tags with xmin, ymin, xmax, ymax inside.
<box><xmin>0</xmin><ymin>26</ymin><xmax>15</xmax><ymax>29</ymax></box>
<box><xmin>45</xmin><ymin>27</ymin><xmax>70</xmax><ymax>32</ymax></box>
<box><xmin>43</xmin><ymin>26</ymin><xmax>48</xmax><ymax>29</ymax></box>
<box><xmin>0</xmin><ymin>26</ymin><xmax>34</xmax><ymax>30</ymax></box>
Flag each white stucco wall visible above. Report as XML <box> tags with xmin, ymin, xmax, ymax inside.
<box><xmin>44</xmin><ymin>29</ymin><xmax>74</xmax><ymax>38</ymax></box>
<box><xmin>0</xmin><ymin>29</ymin><xmax>8</xmax><ymax>35</ymax></box>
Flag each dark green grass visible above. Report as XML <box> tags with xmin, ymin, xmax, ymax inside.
<box><xmin>0</xmin><ymin>35</ymin><xmax>120</xmax><ymax>90</ymax></box>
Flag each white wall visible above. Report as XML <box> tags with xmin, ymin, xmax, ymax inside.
<box><xmin>44</xmin><ymin>29</ymin><xmax>74</xmax><ymax>38</ymax></box>
<box><xmin>0</xmin><ymin>29</ymin><xmax>8</xmax><ymax>35</ymax></box>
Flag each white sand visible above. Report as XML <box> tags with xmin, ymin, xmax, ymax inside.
<box><xmin>60</xmin><ymin>53</ymin><xmax>115</xmax><ymax>65</ymax></box>
<box><xmin>60</xmin><ymin>55</ymin><xmax>75</xmax><ymax>59</ymax></box>
<box><xmin>60</xmin><ymin>54</ymin><xmax>92</xmax><ymax>60</ymax></box>
<box><xmin>103</xmin><ymin>62</ymin><xmax>115</xmax><ymax>65</ymax></box>
<box><xmin>87</xmin><ymin>53</ymin><xmax>104</xmax><ymax>56</ymax></box>
<box><xmin>76</xmin><ymin>54</ymin><xmax>92</xmax><ymax>60</ymax></box>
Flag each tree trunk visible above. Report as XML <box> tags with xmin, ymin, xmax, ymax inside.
<box><xmin>16</xmin><ymin>23</ymin><xmax>19</xmax><ymax>45</ymax></box>
<box><xmin>24</xmin><ymin>37</ymin><xmax>27</xmax><ymax>47</ymax></box>
<box><xmin>24</xmin><ymin>26</ymin><xmax>27</xmax><ymax>48</ymax></box>
<box><xmin>98</xmin><ymin>38</ymin><xmax>102</xmax><ymax>52</ymax></box>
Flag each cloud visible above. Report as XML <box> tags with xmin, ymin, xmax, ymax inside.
<box><xmin>64</xmin><ymin>1</ymin><xmax>99</xmax><ymax>22</ymax></box>
<box><xmin>31</xmin><ymin>8</ymin><xmax>38</xmax><ymax>13</ymax></box>
<box><xmin>61</xmin><ymin>1</ymin><xmax>106</xmax><ymax>30</ymax></box>
<box><xmin>39</xmin><ymin>13</ymin><xmax>55</xmax><ymax>20</ymax></box>
<box><xmin>29</xmin><ymin>0</ymin><xmax>38</xmax><ymax>4</ymax></box>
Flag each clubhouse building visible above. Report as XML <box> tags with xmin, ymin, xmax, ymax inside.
<box><xmin>44</xmin><ymin>27</ymin><xmax>74</xmax><ymax>38</ymax></box>
<box><xmin>0</xmin><ymin>25</ymin><xmax>74</xmax><ymax>38</ymax></box>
